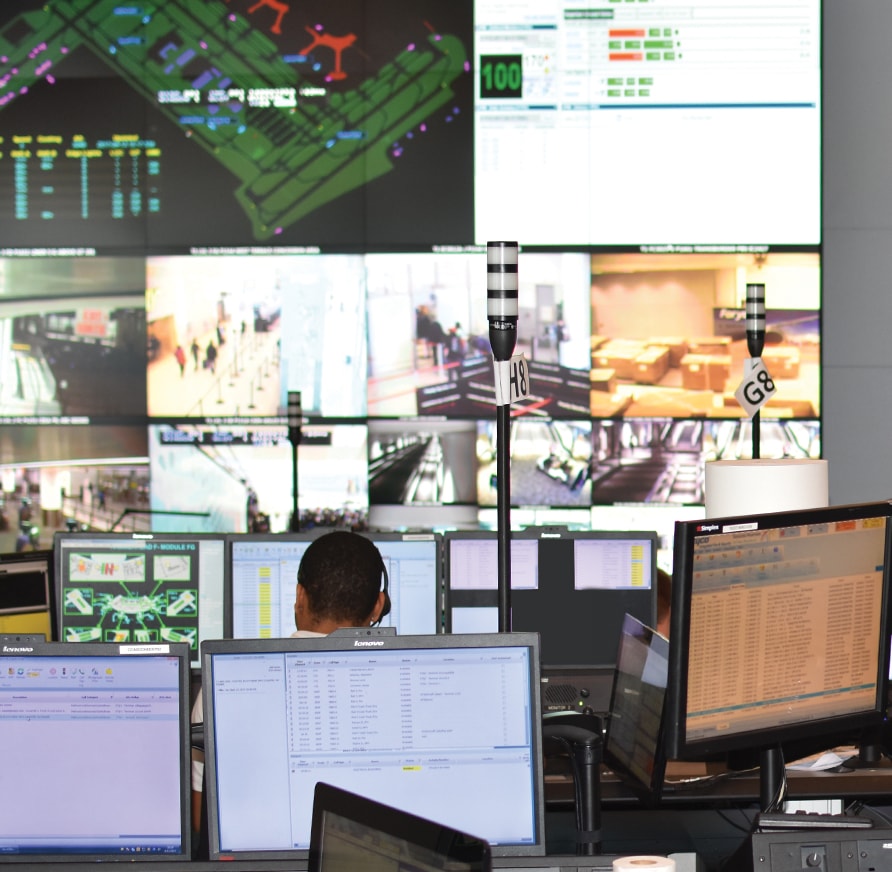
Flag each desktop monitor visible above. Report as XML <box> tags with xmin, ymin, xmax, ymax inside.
<box><xmin>308</xmin><ymin>782</ymin><xmax>492</xmax><ymax>872</ymax></box>
<box><xmin>602</xmin><ymin>613</ymin><xmax>670</xmax><ymax>807</ymax></box>
<box><xmin>53</xmin><ymin>531</ymin><xmax>227</xmax><ymax>669</ymax></box>
<box><xmin>0</xmin><ymin>549</ymin><xmax>55</xmax><ymax>639</ymax></box>
<box><xmin>226</xmin><ymin>532</ymin><xmax>442</xmax><ymax>638</ymax></box>
<box><xmin>202</xmin><ymin>632</ymin><xmax>546</xmax><ymax>862</ymax></box>
<box><xmin>0</xmin><ymin>639</ymin><xmax>192</xmax><ymax>861</ymax></box>
<box><xmin>444</xmin><ymin>528</ymin><xmax>657</xmax><ymax>670</ymax></box>
<box><xmin>664</xmin><ymin>501</ymin><xmax>892</xmax><ymax>808</ymax></box>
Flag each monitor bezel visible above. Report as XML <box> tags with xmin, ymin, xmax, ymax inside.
<box><xmin>52</xmin><ymin>530</ymin><xmax>227</xmax><ymax>670</ymax></box>
<box><xmin>443</xmin><ymin>527</ymin><xmax>658</xmax><ymax>669</ymax></box>
<box><xmin>664</xmin><ymin>500</ymin><xmax>892</xmax><ymax>761</ymax></box>
<box><xmin>201</xmin><ymin>631</ymin><xmax>546</xmax><ymax>861</ymax></box>
<box><xmin>0</xmin><ymin>639</ymin><xmax>192</xmax><ymax>862</ymax></box>
<box><xmin>0</xmin><ymin>550</ymin><xmax>56</xmax><ymax>639</ymax></box>
<box><xmin>223</xmin><ymin>531</ymin><xmax>443</xmax><ymax>638</ymax></box>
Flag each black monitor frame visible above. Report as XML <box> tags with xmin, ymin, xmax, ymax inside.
<box><xmin>0</xmin><ymin>549</ymin><xmax>56</xmax><ymax>640</ymax></box>
<box><xmin>0</xmin><ymin>639</ymin><xmax>192</xmax><ymax>862</ymax></box>
<box><xmin>443</xmin><ymin>527</ymin><xmax>658</xmax><ymax>670</ymax></box>
<box><xmin>665</xmin><ymin>500</ymin><xmax>892</xmax><ymax>808</ymax></box>
<box><xmin>202</xmin><ymin>631</ymin><xmax>546</xmax><ymax>862</ymax></box>
<box><xmin>308</xmin><ymin>781</ymin><xmax>492</xmax><ymax>872</ymax></box>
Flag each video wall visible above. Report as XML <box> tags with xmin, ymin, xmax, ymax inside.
<box><xmin>0</xmin><ymin>0</ymin><xmax>821</xmax><ymax>551</ymax></box>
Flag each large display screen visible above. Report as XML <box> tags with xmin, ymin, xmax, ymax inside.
<box><xmin>0</xmin><ymin>0</ymin><xmax>474</xmax><ymax>251</ymax></box>
<box><xmin>474</xmin><ymin>1</ymin><xmax>820</xmax><ymax>246</ymax></box>
<box><xmin>0</xmin><ymin>1</ymin><xmax>818</xmax><ymax>250</ymax></box>
<box><xmin>0</xmin><ymin>0</ymin><xmax>821</xmax><ymax>545</ymax></box>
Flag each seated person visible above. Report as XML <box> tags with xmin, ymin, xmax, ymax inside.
<box><xmin>192</xmin><ymin>531</ymin><xmax>389</xmax><ymax>830</ymax></box>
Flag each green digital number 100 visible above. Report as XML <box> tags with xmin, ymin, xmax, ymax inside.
<box><xmin>479</xmin><ymin>55</ymin><xmax>523</xmax><ymax>99</ymax></box>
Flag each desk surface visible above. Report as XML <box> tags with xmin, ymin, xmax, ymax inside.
<box><xmin>545</xmin><ymin>756</ymin><xmax>892</xmax><ymax>808</ymax></box>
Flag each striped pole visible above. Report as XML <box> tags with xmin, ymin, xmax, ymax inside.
<box><xmin>746</xmin><ymin>283</ymin><xmax>766</xmax><ymax>460</ymax></box>
<box><xmin>487</xmin><ymin>241</ymin><xmax>519</xmax><ymax>362</ymax></box>
<box><xmin>487</xmin><ymin>241</ymin><xmax>518</xmax><ymax>632</ymax></box>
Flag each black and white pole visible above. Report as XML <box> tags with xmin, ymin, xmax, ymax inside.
<box><xmin>745</xmin><ymin>284</ymin><xmax>766</xmax><ymax>460</ymax></box>
<box><xmin>287</xmin><ymin>390</ymin><xmax>302</xmax><ymax>532</ymax></box>
<box><xmin>488</xmin><ymin>241</ymin><xmax>518</xmax><ymax>633</ymax></box>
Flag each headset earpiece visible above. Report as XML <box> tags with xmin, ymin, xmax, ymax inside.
<box><xmin>374</xmin><ymin>556</ymin><xmax>391</xmax><ymax>625</ymax></box>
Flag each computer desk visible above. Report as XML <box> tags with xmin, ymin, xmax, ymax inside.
<box><xmin>544</xmin><ymin>757</ymin><xmax>892</xmax><ymax>869</ymax></box>
<box><xmin>545</xmin><ymin>755</ymin><xmax>892</xmax><ymax>809</ymax></box>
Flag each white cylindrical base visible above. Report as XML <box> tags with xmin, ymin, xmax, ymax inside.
<box><xmin>704</xmin><ymin>458</ymin><xmax>829</xmax><ymax>518</ymax></box>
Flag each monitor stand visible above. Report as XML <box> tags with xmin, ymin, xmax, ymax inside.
<box><xmin>542</xmin><ymin>719</ymin><xmax>602</xmax><ymax>855</ymax></box>
<box><xmin>760</xmin><ymin>745</ymin><xmax>786</xmax><ymax>812</ymax></box>
<box><xmin>844</xmin><ymin>725</ymin><xmax>888</xmax><ymax>769</ymax></box>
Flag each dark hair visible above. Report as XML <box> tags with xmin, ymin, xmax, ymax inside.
<box><xmin>297</xmin><ymin>531</ymin><xmax>384</xmax><ymax>625</ymax></box>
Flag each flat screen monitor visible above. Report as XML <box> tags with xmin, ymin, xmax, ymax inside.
<box><xmin>226</xmin><ymin>532</ymin><xmax>442</xmax><ymax>638</ymax></box>
<box><xmin>665</xmin><ymin>501</ymin><xmax>892</xmax><ymax>807</ymax></box>
<box><xmin>202</xmin><ymin>632</ymin><xmax>545</xmax><ymax>861</ymax></box>
<box><xmin>308</xmin><ymin>782</ymin><xmax>492</xmax><ymax>872</ymax></box>
<box><xmin>444</xmin><ymin>528</ymin><xmax>657</xmax><ymax>669</ymax></box>
<box><xmin>53</xmin><ymin>532</ymin><xmax>226</xmax><ymax>669</ymax></box>
<box><xmin>0</xmin><ymin>549</ymin><xmax>55</xmax><ymax>639</ymax></box>
<box><xmin>602</xmin><ymin>613</ymin><xmax>670</xmax><ymax>807</ymax></box>
<box><xmin>0</xmin><ymin>639</ymin><xmax>191</xmax><ymax>861</ymax></box>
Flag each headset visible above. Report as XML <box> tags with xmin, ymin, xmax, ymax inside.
<box><xmin>297</xmin><ymin>533</ymin><xmax>391</xmax><ymax>628</ymax></box>
<box><xmin>371</xmin><ymin>549</ymin><xmax>392</xmax><ymax>626</ymax></box>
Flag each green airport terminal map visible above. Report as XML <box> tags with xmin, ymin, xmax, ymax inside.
<box><xmin>0</xmin><ymin>0</ymin><xmax>471</xmax><ymax>246</ymax></box>
<box><xmin>62</xmin><ymin>549</ymin><xmax>198</xmax><ymax>649</ymax></box>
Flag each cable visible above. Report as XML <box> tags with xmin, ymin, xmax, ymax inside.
<box><xmin>543</xmin><ymin>735</ymin><xmax>585</xmax><ymax>836</ymax></box>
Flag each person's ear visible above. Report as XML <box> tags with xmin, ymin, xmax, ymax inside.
<box><xmin>294</xmin><ymin>584</ymin><xmax>306</xmax><ymax>630</ymax></box>
<box><xmin>370</xmin><ymin>590</ymin><xmax>386</xmax><ymax>625</ymax></box>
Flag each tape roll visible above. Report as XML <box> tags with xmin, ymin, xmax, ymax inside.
<box><xmin>613</xmin><ymin>856</ymin><xmax>676</xmax><ymax>872</ymax></box>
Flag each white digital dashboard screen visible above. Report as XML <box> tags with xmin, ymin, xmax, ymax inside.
<box><xmin>474</xmin><ymin>0</ymin><xmax>820</xmax><ymax>246</ymax></box>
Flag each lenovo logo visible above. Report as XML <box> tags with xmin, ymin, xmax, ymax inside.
<box><xmin>2</xmin><ymin>645</ymin><xmax>34</xmax><ymax>653</ymax></box>
<box><xmin>353</xmin><ymin>640</ymin><xmax>385</xmax><ymax>648</ymax></box>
